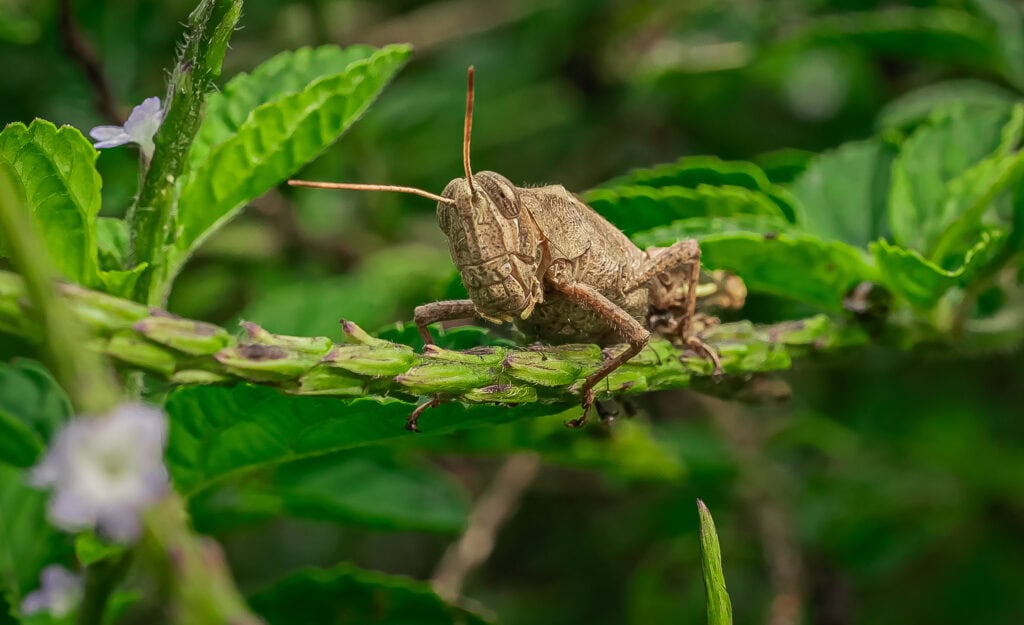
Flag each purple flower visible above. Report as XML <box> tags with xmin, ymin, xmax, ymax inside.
<box><xmin>89</xmin><ymin>96</ymin><xmax>164</xmax><ymax>159</ymax></box>
<box><xmin>30</xmin><ymin>403</ymin><xmax>169</xmax><ymax>542</ymax></box>
<box><xmin>21</xmin><ymin>565</ymin><xmax>82</xmax><ymax>617</ymax></box>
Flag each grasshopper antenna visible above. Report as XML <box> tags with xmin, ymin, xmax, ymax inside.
<box><xmin>463</xmin><ymin>65</ymin><xmax>476</xmax><ymax>198</ymax></box>
<box><xmin>287</xmin><ymin>180</ymin><xmax>456</xmax><ymax>205</ymax></box>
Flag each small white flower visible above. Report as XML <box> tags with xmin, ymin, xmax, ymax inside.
<box><xmin>30</xmin><ymin>403</ymin><xmax>169</xmax><ymax>542</ymax></box>
<box><xmin>89</xmin><ymin>96</ymin><xmax>164</xmax><ymax>160</ymax></box>
<box><xmin>21</xmin><ymin>565</ymin><xmax>83</xmax><ymax>617</ymax></box>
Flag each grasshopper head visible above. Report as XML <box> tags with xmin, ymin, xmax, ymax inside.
<box><xmin>437</xmin><ymin>172</ymin><xmax>543</xmax><ymax>321</ymax></box>
<box><xmin>437</xmin><ymin>171</ymin><xmax>520</xmax><ymax>247</ymax></box>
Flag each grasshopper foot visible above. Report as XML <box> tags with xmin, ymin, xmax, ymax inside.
<box><xmin>406</xmin><ymin>395</ymin><xmax>442</xmax><ymax>432</ymax></box>
<box><xmin>685</xmin><ymin>336</ymin><xmax>723</xmax><ymax>376</ymax></box>
<box><xmin>566</xmin><ymin>388</ymin><xmax>595</xmax><ymax>428</ymax></box>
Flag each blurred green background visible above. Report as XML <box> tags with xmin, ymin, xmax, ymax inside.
<box><xmin>3</xmin><ymin>1</ymin><xmax>1024</xmax><ymax>624</ymax></box>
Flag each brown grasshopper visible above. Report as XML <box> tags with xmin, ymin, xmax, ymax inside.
<box><xmin>290</xmin><ymin>67</ymin><xmax>722</xmax><ymax>430</ymax></box>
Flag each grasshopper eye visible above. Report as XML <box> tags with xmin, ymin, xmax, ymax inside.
<box><xmin>477</xmin><ymin>172</ymin><xmax>520</xmax><ymax>219</ymax></box>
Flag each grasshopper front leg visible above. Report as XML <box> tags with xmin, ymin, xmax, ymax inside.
<box><xmin>548</xmin><ymin>267</ymin><xmax>651</xmax><ymax>428</ymax></box>
<box><xmin>413</xmin><ymin>299</ymin><xmax>477</xmax><ymax>345</ymax></box>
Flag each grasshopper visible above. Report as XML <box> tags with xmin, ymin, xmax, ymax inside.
<box><xmin>290</xmin><ymin>67</ymin><xmax>722</xmax><ymax>430</ymax></box>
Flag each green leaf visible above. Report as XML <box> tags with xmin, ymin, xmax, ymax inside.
<box><xmin>697</xmin><ymin>500</ymin><xmax>732</xmax><ymax>625</ymax></box>
<box><xmin>632</xmin><ymin>227</ymin><xmax>875</xmax><ymax>311</ymax></box>
<box><xmin>188</xmin><ymin>45</ymin><xmax>379</xmax><ymax>171</ymax></box>
<box><xmin>0</xmin><ymin>360</ymin><xmax>72</xmax><ymax>468</ymax></box>
<box><xmin>631</xmin><ymin>215</ymin><xmax>794</xmax><ymax>248</ymax></box>
<box><xmin>870</xmin><ymin>231</ymin><xmax>1008</xmax><ymax>308</ymax></box>
<box><xmin>0</xmin><ymin>465</ymin><xmax>73</xmax><ymax>619</ymax></box>
<box><xmin>585</xmin><ymin>185</ymin><xmax>786</xmax><ymax>237</ymax></box>
<box><xmin>164</xmin><ymin>44</ymin><xmax>411</xmax><ymax>292</ymax></box>
<box><xmin>165</xmin><ymin>384</ymin><xmax>574</xmax><ymax>496</ymax></box>
<box><xmin>74</xmin><ymin>533</ymin><xmax>125</xmax><ymax>568</ymax></box>
<box><xmin>0</xmin><ymin>121</ymin><xmax>101</xmax><ymax>286</ymax></box>
<box><xmin>191</xmin><ymin>450</ymin><xmax>469</xmax><ymax>533</ymax></box>
<box><xmin>96</xmin><ymin>263</ymin><xmax>148</xmax><ymax>300</ymax></box>
<box><xmin>594</xmin><ymin>156</ymin><xmax>798</xmax><ymax>221</ymax></box>
<box><xmin>755</xmin><ymin>148</ymin><xmax>815</xmax><ymax>185</ymax></box>
<box><xmin>0</xmin><ymin>122</ymin><xmax>145</xmax><ymax>298</ymax></box>
<box><xmin>889</xmin><ymin>104</ymin><xmax>1023</xmax><ymax>254</ymax></box>
<box><xmin>95</xmin><ymin>217</ymin><xmax>130</xmax><ymax>271</ymax></box>
<box><xmin>702</xmin><ymin>233</ymin><xmax>875</xmax><ymax>311</ymax></box>
<box><xmin>790</xmin><ymin>139</ymin><xmax>896</xmax><ymax>247</ymax></box>
<box><xmin>929</xmin><ymin>145</ymin><xmax>1024</xmax><ymax>263</ymax></box>
<box><xmin>875</xmin><ymin>80</ymin><xmax>1017</xmax><ymax>132</ymax></box>
<box><xmin>249</xmin><ymin>564</ymin><xmax>491</xmax><ymax>625</ymax></box>
<box><xmin>406</xmin><ymin>416</ymin><xmax>685</xmax><ymax>482</ymax></box>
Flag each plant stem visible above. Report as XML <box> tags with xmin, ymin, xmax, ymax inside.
<box><xmin>77</xmin><ymin>552</ymin><xmax>133</xmax><ymax>625</ymax></box>
<box><xmin>128</xmin><ymin>0</ymin><xmax>242</xmax><ymax>305</ymax></box>
<box><xmin>0</xmin><ymin>269</ymin><xmax>870</xmax><ymax>404</ymax></box>
<box><xmin>142</xmin><ymin>496</ymin><xmax>263</xmax><ymax>625</ymax></box>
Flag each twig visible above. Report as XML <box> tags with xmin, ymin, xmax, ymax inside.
<box><xmin>57</xmin><ymin>0</ymin><xmax>124</xmax><ymax>124</ymax></box>
<box><xmin>432</xmin><ymin>452</ymin><xmax>542</xmax><ymax>601</ymax></box>
<box><xmin>699</xmin><ymin>396</ymin><xmax>805</xmax><ymax>625</ymax></box>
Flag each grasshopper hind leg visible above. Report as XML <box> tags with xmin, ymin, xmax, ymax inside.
<box><xmin>634</xmin><ymin>240</ymin><xmax>724</xmax><ymax>375</ymax></box>
<box><xmin>547</xmin><ymin>269</ymin><xmax>651</xmax><ymax>428</ymax></box>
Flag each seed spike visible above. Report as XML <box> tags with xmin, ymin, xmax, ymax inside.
<box><xmin>287</xmin><ymin>180</ymin><xmax>456</xmax><ymax>205</ymax></box>
<box><xmin>463</xmin><ymin>66</ymin><xmax>476</xmax><ymax>197</ymax></box>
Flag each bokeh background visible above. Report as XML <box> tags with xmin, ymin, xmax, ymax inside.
<box><xmin>2</xmin><ymin>1</ymin><xmax>1024</xmax><ymax>624</ymax></box>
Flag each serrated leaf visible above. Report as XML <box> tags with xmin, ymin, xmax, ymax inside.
<box><xmin>870</xmin><ymin>231</ymin><xmax>1008</xmax><ymax>308</ymax></box>
<box><xmin>191</xmin><ymin>450</ymin><xmax>469</xmax><ymax>533</ymax></box>
<box><xmin>755</xmin><ymin>148</ymin><xmax>815</xmax><ymax>185</ymax></box>
<box><xmin>0</xmin><ymin>465</ymin><xmax>73</xmax><ymax>618</ymax></box>
<box><xmin>0</xmin><ymin>122</ymin><xmax>145</xmax><ymax>298</ymax></box>
<box><xmin>631</xmin><ymin>215</ymin><xmax>795</xmax><ymax>250</ymax></box>
<box><xmin>875</xmin><ymin>80</ymin><xmax>1016</xmax><ymax>131</ymax></box>
<box><xmin>249</xmin><ymin>564</ymin><xmax>492</xmax><ymax>625</ymax></box>
<box><xmin>889</xmin><ymin>104</ymin><xmax>1023</xmax><ymax>254</ymax></box>
<box><xmin>790</xmin><ymin>139</ymin><xmax>896</xmax><ymax>247</ymax></box>
<box><xmin>929</xmin><ymin>145</ymin><xmax>1024</xmax><ymax>262</ymax></box>
<box><xmin>165</xmin><ymin>384</ymin><xmax>573</xmax><ymax>496</ymax></box>
<box><xmin>188</xmin><ymin>45</ymin><xmax>379</xmax><ymax>171</ymax></box>
<box><xmin>166</xmin><ymin>45</ymin><xmax>411</xmax><ymax>288</ymax></box>
<box><xmin>697</xmin><ymin>500</ymin><xmax>733</xmax><ymax>625</ymax></box>
<box><xmin>596</xmin><ymin>156</ymin><xmax>798</xmax><ymax>220</ymax></box>
<box><xmin>585</xmin><ymin>185</ymin><xmax>787</xmax><ymax>237</ymax></box>
<box><xmin>0</xmin><ymin>361</ymin><xmax>72</xmax><ymax>468</ymax></box>
<box><xmin>632</xmin><ymin>228</ymin><xmax>875</xmax><ymax>311</ymax></box>
<box><xmin>0</xmin><ymin>121</ymin><xmax>101</xmax><ymax>285</ymax></box>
